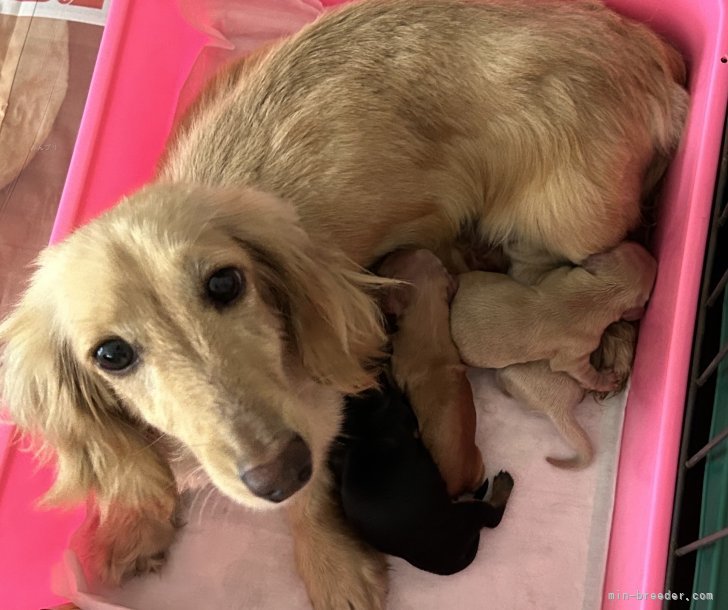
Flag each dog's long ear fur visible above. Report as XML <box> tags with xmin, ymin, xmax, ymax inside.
<box><xmin>215</xmin><ymin>189</ymin><xmax>391</xmax><ymax>393</ymax></box>
<box><xmin>0</xmin><ymin>275</ymin><xmax>174</xmax><ymax>513</ymax></box>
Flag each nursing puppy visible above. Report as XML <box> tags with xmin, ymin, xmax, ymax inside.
<box><xmin>451</xmin><ymin>242</ymin><xmax>657</xmax><ymax>391</ymax></box>
<box><xmin>378</xmin><ymin>249</ymin><xmax>484</xmax><ymax>497</ymax></box>
<box><xmin>329</xmin><ymin>372</ymin><xmax>513</xmax><ymax>575</ymax></box>
<box><xmin>0</xmin><ymin>1</ymin><xmax>686</xmax><ymax>607</ymax></box>
<box><xmin>495</xmin><ymin>321</ymin><xmax>637</xmax><ymax>468</ymax></box>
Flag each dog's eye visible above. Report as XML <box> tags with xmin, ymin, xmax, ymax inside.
<box><xmin>94</xmin><ymin>338</ymin><xmax>137</xmax><ymax>372</ymax></box>
<box><xmin>206</xmin><ymin>267</ymin><xmax>245</xmax><ymax>307</ymax></box>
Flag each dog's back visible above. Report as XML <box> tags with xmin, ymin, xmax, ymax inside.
<box><xmin>161</xmin><ymin>0</ymin><xmax>688</xmax><ymax>266</ymax></box>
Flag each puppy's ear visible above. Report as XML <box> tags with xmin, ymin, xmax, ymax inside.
<box><xmin>380</xmin><ymin>283</ymin><xmax>413</xmax><ymax>318</ymax></box>
<box><xmin>0</xmin><ymin>285</ymin><xmax>174</xmax><ymax>513</ymax></box>
<box><xmin>221</xmin><ymin>190</ymin><xmax>391</xmax><ymax>393</ymax></box>
<box><xmin>581</xmin><ymin>251</ymin><xmax>609</xmax><ymax>275</ymax></box>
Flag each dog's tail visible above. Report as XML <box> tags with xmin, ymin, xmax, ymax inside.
<box><xmin>545</xmin><ymin>409</ymin><xmax>594</xmax><ymax>470</ymax></box>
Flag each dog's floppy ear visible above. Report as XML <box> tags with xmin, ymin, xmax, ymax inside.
<box><xmin>218</xmin><ymin>189</ymin><xmax>391</xmax><ymax>393</ymax></box>
<box><xmin>264</xmin><ymin>245</ymin><xmax>390</xmax><ymax>393</ymax></box>
<box><xmin>0</xmin><ymin>275</ymin><xmax>174</xmax><ymax>512</ymax></box>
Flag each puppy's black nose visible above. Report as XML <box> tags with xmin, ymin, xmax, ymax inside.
<box><xmin>240</xmin><ymin>435</ymin><xmax>313</xmax><ymax>502</ymax></box>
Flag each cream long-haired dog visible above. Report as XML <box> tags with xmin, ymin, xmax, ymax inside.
<box><xmin>0</xmin><ymin>1</ymin><xmax>687</xmax><ymax>608</ymax></box>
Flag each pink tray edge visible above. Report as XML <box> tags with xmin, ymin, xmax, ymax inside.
<box><xmin>1</xmin><ymin>0</ymin><xmax>726</xmax><ymax>607</ymax></box>
<box><xmin>604</xmin><ymin>24</ymin><xmax>728</xmax><ymax>610</ymax></box>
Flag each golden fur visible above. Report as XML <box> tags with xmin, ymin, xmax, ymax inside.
<box><xmin>451</xmin><ymin>242</ymin><xmax>657</xmax><ymax>391</ymax></box>
<box><xmin>0</xmin><ymin>0</ymin><xmax>687</xmax><ymax>607</ymax></box>
<box><xmin>378</xmin><ymin>249</ymin><xmax>484</xmax><ymax>497</ymax></box>
<box><xmin>495</xmin><ymin>321</ymin><xmax>637</xmax><ymax>469</ymax></box>
<box><xmin>0</xmin><ymin>186</ymin><xmax>388</xmax><ymax>588</ymax></box>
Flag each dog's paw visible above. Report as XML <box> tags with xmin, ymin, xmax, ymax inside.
<box><xmin>130</xmin><ymin>550</ymin><xmax>168</xmax><ymax>577</ymax></box>
<box><xmin>490</xmin><ymin>471</ymin><xmax>514</xmax><ymax>507</ymax></box>
<box><xmin>297</xmin><ymin>539</ymin><xmax>388</xmax><ymax>610</ymax></box>
<box><xmin>85</xmin><ymin>509</ymin><xmax>178</xmax><ymax>585</ymax></box>
<box><xmin>336</xmin><ymin>555</ymin><xmax>388</xmax><ymax>610</ymax></box>
<box><xmin>290</xmin><ymin>475</ymin><xmax>389</xmax><ymax>610</ymax></box>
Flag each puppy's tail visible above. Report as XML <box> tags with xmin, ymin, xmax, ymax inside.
<box><xmin>545</xmin><ymin>410</ymin><xmax>594</xmax><ymax>470</ymax></box>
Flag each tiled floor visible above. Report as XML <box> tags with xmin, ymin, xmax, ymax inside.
<box><xmin>0</xmin><ymin>22</ymin><xmax>102</xmax><ymax>318</ymax></box>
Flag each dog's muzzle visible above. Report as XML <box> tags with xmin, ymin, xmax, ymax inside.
<box><xmin>239</xmin><ymin>434</ymin><xmax>313</xmax><ymax>502</ymax></box>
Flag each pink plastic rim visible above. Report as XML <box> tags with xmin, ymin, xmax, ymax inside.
<box><xmin>0</xmin><ymin>1</ymin><xmax>726</xmax><ymax>608</ymax></box>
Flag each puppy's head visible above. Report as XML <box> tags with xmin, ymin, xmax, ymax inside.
<box><xmin>0</xmin><ymin>184</ymin><xmax>388</xmax><ymax>509</ymax></box>
<box><xmin>378</xmin><ymin>249</ymin><xmax>458</xmax><ymax>317</ymax></box>
<box><xmin>582</xmin><ymin>241</ymin><xmax>658</xmax><ymax>319</ymax></box>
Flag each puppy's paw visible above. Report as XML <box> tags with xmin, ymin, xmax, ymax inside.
<box><xmin>590</xmin><ymin>369</ymin><xmax>621</xmax><ymax>393</ymax></box>
<box><xmin>472</xmin><ymin>478</ymin><xmax>489</xmax><ymax>501</ymax></box>
<box><xmin>590</xmin><ymin>321</ymin><xmax>637</xmax><ymax>398</ymax></box>
<box><xmin>490</xmin><ymin>471</ymin><xmax>514</xmax><ymax>507</ymax></box>
<box><xmin>621</xmin><ymin>306</ymin><xmax>645</xmax><ymax>321</ymax></box>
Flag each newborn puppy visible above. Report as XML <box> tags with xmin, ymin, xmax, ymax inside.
<box><xmin>495</xmin><ymin>321</ymin><xmax>637</xmax><ymax>469</ymax></box>
<box><xmin>451</xmin><ymin>242</ymin><xmax>656</xmax><ymax>392</ymax></box>
<box><xmin>377</xmin><ymin>249</ymin><xmax>485</xmax><ymax>497</ymax></box>
<box><xmin>328</xmin><ymin>372</ymin><xmax>513</xmax><ymax>575</ymax></box>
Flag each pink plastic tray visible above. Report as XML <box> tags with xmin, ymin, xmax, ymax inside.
<box><xmin>1</xmin><ymin>1</ymin><xmax>726</xmax><ymax>608</ymax></box>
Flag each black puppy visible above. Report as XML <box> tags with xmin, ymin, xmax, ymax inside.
<box><xmin>328</xmin><ymin>372</ymin><xmax>514</xmax><ymax>576</ymax></box>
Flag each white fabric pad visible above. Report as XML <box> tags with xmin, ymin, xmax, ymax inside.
<box><xmin>57</xmin><ymin>369</ymin><xmax>626</xmax><ymax>610</ymax></box>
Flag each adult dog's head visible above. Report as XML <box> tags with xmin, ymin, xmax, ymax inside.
<box><xmin>0</xmin><ymin>184</ymin><xmax>387</xmax><ymax>510</ymax></box>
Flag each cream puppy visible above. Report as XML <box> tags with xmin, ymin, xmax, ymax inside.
<box><xmin>451</xmin><ymin>242</ymin><xmax>656</xmax><ymax>391</ymax></box>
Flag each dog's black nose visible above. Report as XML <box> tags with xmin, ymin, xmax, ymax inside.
<box><xmin>240</xmin><ymin>435</ymin><xmax>313</xmax><ymax>502</ymax></box>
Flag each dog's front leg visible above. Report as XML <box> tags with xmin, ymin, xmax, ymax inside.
<box><xmin>77</xmin><ymin>491</ymin><xmax>180</xmax><ymax>585</ymax></box>
<box><xmin>288</xmin><ymin>471</ymin><xmax>388</xmax><ymax>610</ymax></box>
